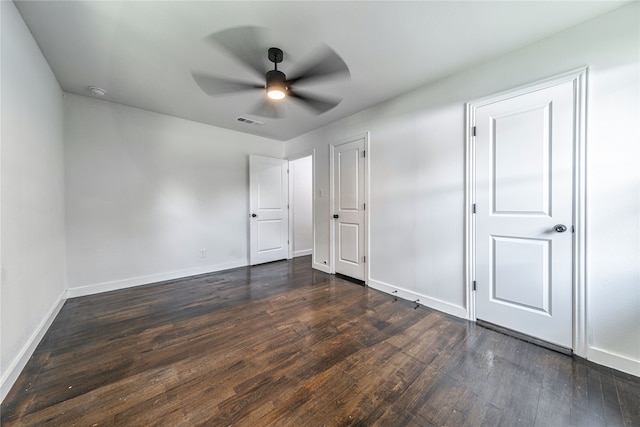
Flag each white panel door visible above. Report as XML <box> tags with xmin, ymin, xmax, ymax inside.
<box><xmin>250</xmin><ymin>155</ymin><xmax>289</xmax><ymax>265</ymax></box>
<box><xmin>475</xmin><ymin>80</ymin><xmax>575</xmax><ymax>348</ymax></box>
<box><xmin>333</xmin><ymin>137</ymin><xmax>366</xmax><ymax>280</ymax></box>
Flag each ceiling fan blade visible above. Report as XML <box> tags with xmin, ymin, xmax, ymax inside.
<box><xmin>192</xmin><ymin>72</ymin><xmax>263</xmax><ymax>96</ymax></box>
<box><xmin>287</xmin><ymin>45</ymin><xmax>350</xmax><ymax>86</ymax></box>
<box><xmin>204</xmin><ymin>26</ymin><xmax>268</xmax><ymax>78</ymax></box>
<box><xmin>289</xmin><ymin>90</ymin><xmax>342</xmax><ymax>114</ymax></box>
<box><xmin>251</xmin><ymin>99</ymin><xmax>283</xmax><ymax>119</ymax></box>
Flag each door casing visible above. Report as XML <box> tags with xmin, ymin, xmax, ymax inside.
<box><xmin>465</xmin><ymin>68</ymin><xmax>588</xmax><ymax>357</ymax></box>
<box><xmin>330</xmin><ymin>132</ymin><xmax>370</xmax><ymax>283</ymax></box>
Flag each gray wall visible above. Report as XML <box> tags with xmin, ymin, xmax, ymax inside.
<box><xmin>1</xmin><ymin>1</ymin><xmax>67</xmax><ymax>397</ymax></box>
<box><xmin>286</xmin><ymin>3</ymin><xmax>640</xmax><ymax>375</ymax></box>
<box><xmin>64</xmin><ymin>94</ymin><xmax>284</xmax><ymax>295</ymax></box>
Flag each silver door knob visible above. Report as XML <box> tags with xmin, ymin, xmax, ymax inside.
<box><xmin>554</xmin><ymin>224</ymin><xmax>567</xmax><ymax>233</ymax></box>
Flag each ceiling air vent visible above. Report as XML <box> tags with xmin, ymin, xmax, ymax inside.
<box><xmin>237</xmin><ymin>117</ymin><xmax>264</xmax><ymax>126</ymax></box>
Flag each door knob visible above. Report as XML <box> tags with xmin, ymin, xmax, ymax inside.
<box><xmin>333</xmin><ymin>214</ymin><xmax>339</xmax><ymax>219</ymax></box>
<box><xmin>554</xmin><ymin>224</ymin><xmax>567</xmax><ymax>233</ymax></box>
<box><xmin>251</xmin><ymin>213</ymin><xmax>257</xmax><ymax>218</ymax></box>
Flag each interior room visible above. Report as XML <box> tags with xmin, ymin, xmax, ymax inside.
<box><xmin>1</xmin><ymin>0</ymin><xmax>639</xmax><ymax>424</ymax></box>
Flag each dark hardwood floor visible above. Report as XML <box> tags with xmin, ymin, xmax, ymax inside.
<box><xmin>2</xmin><ymin>256</ymin><xmax>639</xmax><ymax>426</ymax></box>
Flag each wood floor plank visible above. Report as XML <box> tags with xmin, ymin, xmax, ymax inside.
<box><xmin>460</xmin><ymin>396</ymin><xmax>500</xmax><ymax>427</ymax></box>
<box><xmin>2</xmin><ymin>256</ymin><xmax>639</xmax><ymax>426</ymax></box>
<box><xmin>615</xmin><ymin>373</ymin><xmax>640</xmax><ymax>426</ymax></box>
<box><xmin>534</xmin><ymin>352</ymin><xmax>573</xmax><ymax>426</ymax></box>
<box><xmin>600</xmin><ymin>368</ymin><xmax>626</xmax><ymax>426</ymax></box>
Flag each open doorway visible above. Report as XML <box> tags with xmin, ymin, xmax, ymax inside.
<box><xmin>288</xmin><ymin>154</ymin><xmax>313</xmax><ymax>259</ymax></box>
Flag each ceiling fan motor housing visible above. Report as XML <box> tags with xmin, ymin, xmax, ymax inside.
<box><xmin>266</xmin><ymin>70</ymin><xmax>286</xmax><ymax>85</ymax></box>
<box><xmin>266</xmin><ymin>70</ymin><xmax>287</xmax><ymax>99</ymax></box>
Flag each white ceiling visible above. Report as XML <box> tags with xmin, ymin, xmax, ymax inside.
<box><xmin>14</xmin><ymin>1</ymin><xmax>628</xmax><ymax>141</ymax></box>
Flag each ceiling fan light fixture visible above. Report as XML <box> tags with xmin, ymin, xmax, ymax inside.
<box><xmin>193</xmin><ymin>36</ymin><xmax>348</xmax><ymax>118</ymax></box>
<box><xmin>266</xmin><ymin>69</ymin><xmax>287</xmax><ymax>100</ymax></box>
<box><xmin>267</xmin><ymin>86</ymin><xmax>286</xmax><ymax>100</ymax></box>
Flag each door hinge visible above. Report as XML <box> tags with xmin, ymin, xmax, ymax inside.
<box><xmin>287</xmin><ymin>204</ymin><xmax>290</xmax><ymax>209</ymax></box>
<box><xmin>572</xmin><ymin>225</ymin><xmax>575</xmax><ymax>233</ymax></box>
<box><xmin>363</xmin><ymin>203</ymin><xmax>366</xmax><ymax>210</ymax></box>
<box><xmin>473</xmin><ymin>280</ymin><xmax>477</xmax><ymax>291</ymax></box>
<box><xmin>363</xmin><ymin>255</ymin><xmax>366</xmax><ymax>263</ymax></box>
<box><xmin>362</xmin><ymin>150</ymin><xmax>366</xmax><ymax>158</ymax></box>
<box><xmin>288</xmin><ymin>240</ymin><xmax>290</xmax><ymax>244</ymax></box>
<box><xmin>472</xmin><ymin>203</ymin><xmax>476</xmax><ymax>214</ymax></box>
<box><xmin>472</xmin><ymin>126</ymin><xmax>477</xmax><ymax>137</ymax></box>
<box><xmin>287</xmin><ymin>168</ymin><xmax>289</xmax><ymax>174</ymax></box>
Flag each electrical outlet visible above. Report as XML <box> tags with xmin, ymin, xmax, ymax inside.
<box><xmin>200</xmin><ymin>249</ymin><xmax>207</xmax><ymax>258</ymax></box>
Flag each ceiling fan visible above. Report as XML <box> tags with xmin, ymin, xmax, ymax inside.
<box><xmin>192</xmin><ymin>26</ymin><xmax>350</xmax><ymax>118</ymax></box>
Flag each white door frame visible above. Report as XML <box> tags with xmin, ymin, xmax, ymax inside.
<box><xmin>287</xmin><ymin>149</ymin><xmax>315</xmax><ymax>260</ymax></box>
<box><xmin>329</xmin><ymin>132</ymin><xmax>370</xmax><ymax>283</ymax></box>
<box><xmin>464</xmin><ymin>67</ymin><xmax>588</xmax><ymax>356</ymax></box>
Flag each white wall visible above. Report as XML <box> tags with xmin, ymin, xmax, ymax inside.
<box><xmin>285</xmin><ymin>3</ymin><xmax>640</xmax><ymax>375</ymax></box>
<box><xmin>290</xmin><ymin>156</ymin><xmax>313</xmax><ymax>257</ymax></box>
<box><xmin>64</xmin><ymin>94</ymin><xmax>284</xmax><ymax>295</ymax></box>
<box><xmin>1</xmin><ymin>1</ymin><xmax>67</xmax><ymax>399</ymax></box>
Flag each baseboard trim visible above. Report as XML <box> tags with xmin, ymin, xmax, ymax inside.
<box><xmin>293</xmin><ymin>249</ymin><xmax>312</xmax><ymax>257</ymax></box>
<box><xmin>368</xmin><ymin>278</ymin><xmax>467</xmax><ymax>319</ymax></box>
<box><xmin>1</xmin><ymin>291</ymin><xmax>66</xmax><ymax>402</ymax></box>
<box><xmin>66</xmin><ymin>260</ymin><xmax>247</xmax><ymax>298</ymax></box>
<box><xmin>312</xmin><ymin>262</ymin><xmax>331</xmax><ymax>274</ymax></box>
<box><xmin>588</xmin><ymin>346</ymin><xmax>640</xmax><ymax>377</ymax></box>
